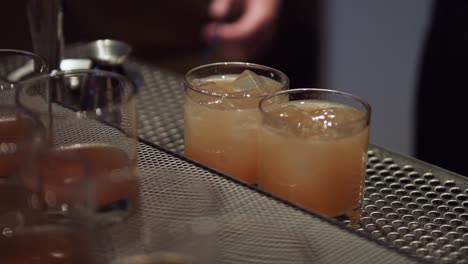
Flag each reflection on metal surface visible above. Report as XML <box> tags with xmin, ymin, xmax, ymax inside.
<box><xmin>129</xmin><ymin>58</ymin><xmax>468</xmax><ymax>262</ymax></box>
<box><xmin>4</xmin><ymin>46</ymin><xmax>458</xmax><ymax>262</ymax></box>
<box><xmin>86</xmin><ymin>39</ymin><xmax>132</xmax><ymax>66</ymax></box>
<box><xmin>350</xmin><ymin>148</ymin><xmax>468</xmax><ymax>263</ymax></box>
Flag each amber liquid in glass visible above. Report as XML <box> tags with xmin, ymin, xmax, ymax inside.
<box><xmin>184</xmin><ymin>73</ymin><xmax>282</xmax><ymax>184</ymax></box>
<box><xmin>259</xmin><ymin>101</ymin><xmax>368</xmax><ymax>219</ymax></box>
<box><xmin>0</xmin><ymin>117</ymin><xmax>35</xmax><ymax>178</ymax></box>
<box><xmin>0</xmin><ymin>225</ymin><xmax>100</xmax><ymax>264</ymax></box>
<box><xmin>23</xmin><ymin>143</ymin><xmax>140</xmax><ymax>219</ymax></box>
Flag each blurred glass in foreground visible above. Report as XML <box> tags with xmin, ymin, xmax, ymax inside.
<box><xmin>105</xmin><ymin>175</ymin><xmax>221</xmax><ymax>264</ymax></box>
<box><xmin>17</xmin><ymin>69</ymin><xmax>140</xmax><ymax>226</ymax></box>
<box><xmin>0</xmin><ymin>49</ymin><xmax>47</xmax><ymax>106</ymax></box>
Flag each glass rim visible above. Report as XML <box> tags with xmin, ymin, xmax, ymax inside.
<box><xmin>17</xmin><ymin>69</ymin><xmax>138</xmax><ymax>106</ymax></box>
<box><xmin>184</xmin><ymin>62</ymin><xmax>289</xmax><ymax>99</ymax></box>
<box><xmin>259</xmin><ymin>88</ymin><xmax>372</xmax><ymax>127</ymax></box>
<box><xmin>0</xmin><ymin>49</ymin><xmax>48</xmax><ymax>73</ymax></box>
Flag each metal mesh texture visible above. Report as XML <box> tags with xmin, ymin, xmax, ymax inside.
<box><xmin>125</xmin><ymin>141</ymin><xmax>423</xmax><ymax>264</ymax></box>
<box><xmin>129</xmin><ymin>60</ymin><xmax>185</xmax><ymax>153</ymax></box>
<box><xmin>357</xmin><ymin>148</ymin><xmax>468</xmax><ymax>263</ymax></box>
<box><xmin>29</xmin><ymin>100</ymin><xmax>423</xmax><ymax>264</ymax></box>
<box><xmin>2</xmin><ymin>48</ymin><xmax>462</xmax><ymax>262</ymax></box>
<box><xmin>120</xmin><ymin>59</ymin><xmax>468</xmax><ymax>263</ymax></box>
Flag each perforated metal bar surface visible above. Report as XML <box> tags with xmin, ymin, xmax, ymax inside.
<box><xmin>131</xmin><ymin>140</ymin><xmax>422</xmax><ymax>264</ymax></box>
<box><xmin>121</xmin><ymin>59</ymin><xmax>468</xmax><ymax>263</ymax></box>
<box><xmin>358</xmin><ymin>148</ymin><xmax>468</xmax><ymax>264</ymax></box>
<box><xmin>2</xmin><ymin>50</ymin><xmax>464</xmax><ymax>262</ymax></box>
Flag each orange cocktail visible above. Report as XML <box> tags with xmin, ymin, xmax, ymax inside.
<box><xmin>258</xmin><ymin>89</ymin><xmax>371</xmax><ymax>221</ymax></box>
<box><xmin>184</xmin><ymin>63</ymin><xmax>288</xmax><ymax>183</ymax></box>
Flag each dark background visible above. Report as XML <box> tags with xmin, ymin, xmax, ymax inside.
<box><xmin>0</xmin><ymin>0</ymin><xmax>322</xmax><ymax>88</ymax></box>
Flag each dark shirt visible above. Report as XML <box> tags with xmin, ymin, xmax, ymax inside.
<box><xmin>415</xmin><ymin>0</ymin><xmax>468</xmax><ymax>176</ymax></box>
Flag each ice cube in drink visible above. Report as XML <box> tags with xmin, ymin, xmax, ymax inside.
<box><xmin>231</xmin><ymin>69</ymin><xmax>283</xmax><ymax>96</ymax></box>
<box><xmin>185</xmin><ymin>68</ymin><xmax>286</xmax><ymax>184</ymax></box>
<box><xmin>259</xmin><ymin>99</ymin><xmax>369</xmax><ymax>219</ymax></box>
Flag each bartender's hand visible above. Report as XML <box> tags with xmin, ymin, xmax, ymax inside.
<box><xmin>202</xmin><ymin>0</ymin><xmax>282</xmax><ymax>61</ymax></box>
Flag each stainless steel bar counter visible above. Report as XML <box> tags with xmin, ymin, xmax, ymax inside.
<box><xmin>4</xmin><ymin>47</ymin><xmax>465</xmax><ymax>263</ymax></box>
<box><xmin>124</xmin><ymin>58</ymin><xmax>468</xmax><ymax>264</ymax></box>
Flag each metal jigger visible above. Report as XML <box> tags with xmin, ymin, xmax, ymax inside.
<box><xmin>85</xmin><ymin>39</ymin><xmax>133</xmax><ymax>76</ymax></box>
<box><xmin>86</xmin><ymin>39</ymin><xmax>132</xmax><ymax>67</ymax></box>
